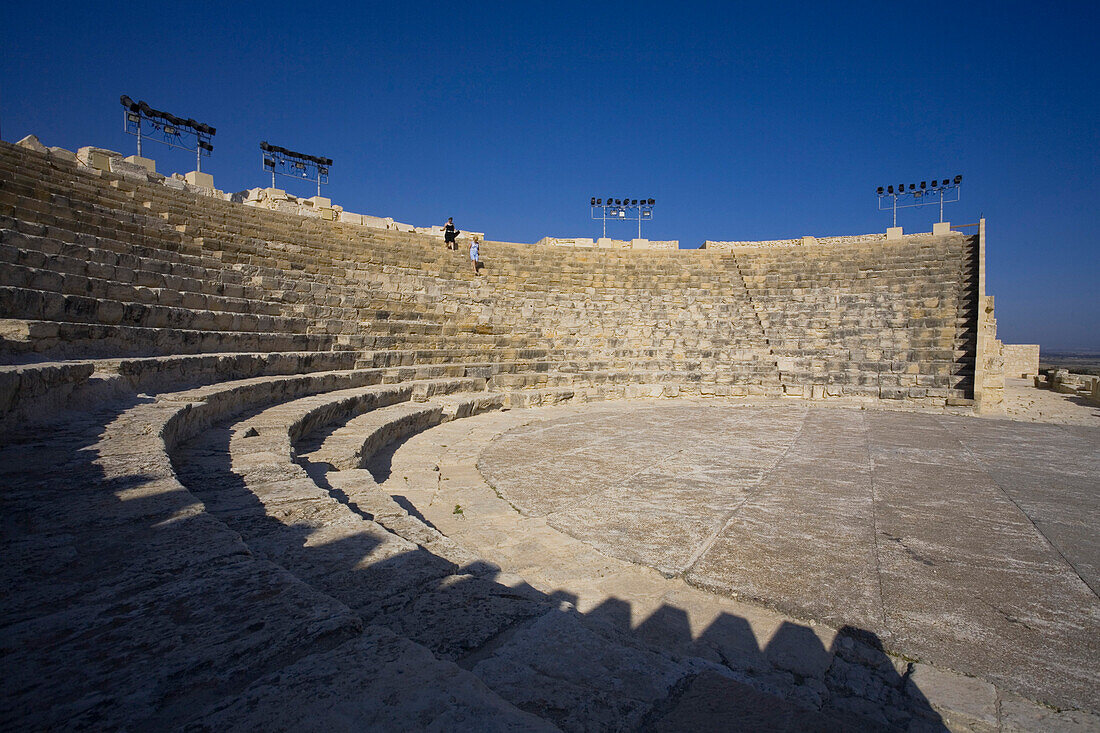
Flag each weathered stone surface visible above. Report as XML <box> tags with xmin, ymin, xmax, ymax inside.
<box><xmin>194</xmin><ymin>626</ymin><xmax>556</xmax><ymax>731</ymax></box>
<box><xmin>472</xmin><ymin>608</ymin><xmax>703</xmax><ymax>731</ymax></box>
<box><xmin>480</xmin><ymin>400</ymin><xmax>1100</xmax><ymax>714</ymax></box>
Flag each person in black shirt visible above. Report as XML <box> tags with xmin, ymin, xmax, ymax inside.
<box><xmin>443</xmin><ymin>217</ymin><xmax>459</xmax><ymax>250</ymax></box>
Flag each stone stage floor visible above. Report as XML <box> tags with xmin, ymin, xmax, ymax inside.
<box><xmin>459</xmin><ymin>399</ymin><xmax>1099</xmax><ymax>717</ymax></box>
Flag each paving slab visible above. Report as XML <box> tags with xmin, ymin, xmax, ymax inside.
<box><xmin>475</xmin><ymin>400</ymin><xmax>1100</xmax><ymax>715</ymax></box>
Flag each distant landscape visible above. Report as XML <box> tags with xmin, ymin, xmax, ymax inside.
<box><xmin>1039</xmin><ymin>351</ymin><xmax>1100</xmax><ymax>376</ymax></box>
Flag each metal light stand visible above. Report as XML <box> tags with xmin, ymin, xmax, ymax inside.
<box><xmin>590</xmin><ymin>198</ymin><xmax>655</xmax><ymax>239</ymax></box>
<box><xmin>261</xmin><ymin>142</ymin><xmax>331</xmax><ymax>196</ymax></box>
<box><xmin>877</xmin><ymin>177</ymin><xmax>962</xmax><ymax>226</ymax></box>
<box><xmin>121</xmin><ymin>96</ymin><xmax>215</xmax><ymax>171</ymax></box>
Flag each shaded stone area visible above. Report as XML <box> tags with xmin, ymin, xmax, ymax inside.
<box><xmin>479</xmin><ymin>401</ymin><xmax>1100</xmax><ymax>713</ymax></box>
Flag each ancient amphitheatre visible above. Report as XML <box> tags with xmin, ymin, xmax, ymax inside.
<box><xmin>1</xmin><ymin>136</ymin><xmax>1097</xmax><ymax>732</ymax></box>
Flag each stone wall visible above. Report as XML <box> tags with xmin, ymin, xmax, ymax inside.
<box><xmin>703</xmin><ymin>232</ymin><xmax>889</xmax><ymax>250</ymax></box>
<box><xmin>1003</xmin><ymin>344</ymin><xmax>1040</xmax><ymax>377</ymax></box>
<box><xmin>535</xmin><ymin>236</ymin><xmax>678</xmax><ymax>250</ymax></box>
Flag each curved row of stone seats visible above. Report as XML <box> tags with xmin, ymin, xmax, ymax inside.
<box><xmin>159</xmin><ymin>378</ymin><xmax>707</xmax><ymax>730</ymax></box>
<box><xmin>0</xmin><ymin>169</ymin><xmax>484</xmax><ymax>363</ymax></box>
<box><xmin>2</xmin><ymin>363</ymin><xmax>572</xmax><ymax>729</ymax></box>
<box><xmin>730</xmin><ymin>235</ymin><xmax>979</xmax><ymax>401</ymax></box>
<box><xmin>2</xmin><ymin>143</ymin><xmax>462</xmax><ymax>319</ymax></box>
<box><xmin>0</xmin><ymin>350</ymin><xmax>362</xmax><ymax>430</ymax></box>
<box><xmin>5</xmin><ymin>140</ymin><xmax>774</xmax><ymax>397</ymax></box>
<box><xmin>163</xmin><ymin>372</ymin><xmax>933</xmax><ymax>730</ymax></box>
<box><xmin>2</xmin><ymin>139</ymin><xmax>981</xmax><ymax>405</ymax></box>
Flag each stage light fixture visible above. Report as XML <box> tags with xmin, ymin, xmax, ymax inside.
<box><xmin>591</xmin><ymin>197</ymin><xmax>596</xmax><ymax>206</ymax></box>
<box><xmin>648</xmin><ymin>198</ymin><xmax>655</xmax><ymax>205</ymax></box>
<box><xmin>877</xmin><ymin>172</ymin><xmax>963</xmax><ymax>225</ymax></box>
<box><xmin>260</xmin><ymin>140</ymin><xmax>333</xmax><ymax>194</ymax></box>
<box><xmin>121</xmin><ymin>94</ymin><xmax>215</xmax><ymax>169</ymax></box>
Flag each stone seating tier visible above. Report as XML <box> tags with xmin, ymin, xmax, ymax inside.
<box><xmin>1</xmin><ymin>140</ymin><xmax>980</xmax><ymax>408</ymax></box>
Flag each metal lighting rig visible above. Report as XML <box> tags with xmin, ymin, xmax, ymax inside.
<box><xmin>877</xmin><ymin>175</ymin><xmax>962</xmax><ymax>226</ymax></box>
<box><xmin>120</xmin><ymin>95</ymin><xmax>215</xmax><ymax>171</ymax></box>
<box><xmin>590</xmin><ymin>197</ymin><xmax>655</xmax><ymax>239</ymax></box>
<box><xmin>261</xmin><ymin>142</ymin><xmax>332</xmax><ymax>196</ymax></box>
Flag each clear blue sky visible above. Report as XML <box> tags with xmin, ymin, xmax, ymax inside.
<box><xmin>3</xmin><ymin>1</ymin><xmax>1097</xmax><ymax>350</ymax></box>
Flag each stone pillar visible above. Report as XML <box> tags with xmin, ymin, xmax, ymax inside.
<box><xmin>932</xmin><ymin>221</ymin><xmax>951</xmax><ymax>236</ymax></box>
<box><xmin>185</xmin><ymin>171</ymin><xmax>214</xmax><ymax>189</ymax></box>
<box><xmin>972</xmin><ymin>218</ymin><xmax>1003</xmax><ymax>413</ymax></box>
<box><xmin>124</xmin><ymin>155</ymin><xmax>156</xmax><ymax>173</ymax></box>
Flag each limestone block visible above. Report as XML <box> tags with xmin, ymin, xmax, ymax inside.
<box><xmin>306</xmin><ymin>196</ymin><xmax>331</xmax><ymax>208</ymax></box>
<box><xmin>340</xmin><ymin>212</ymin><xmax>363</xmax><ymax>225</ymax></box>
<box><xmin>320</xmin><ymin>208</ymin><xmax>336</xmax><ymax>221</ymax></box>
<box><xmin>185</xmin><ymin>171</ymin><xmax>214</xmax><ymax>189</ymax></box>
<box><xmin>77</xmin><ymin>146</ymin><xmax>122</xmax><ymax>171</ymax></box>
<box><xmin>932</xmin><ymin>221</ymin><xmax>951</xmax><ymax>235</ymax></box>
<box><xmin>48</xmin><ymin>146</ymin><xmax>79</xmax><ymax>164</ymax></box>
<box><xmin>124</xmin><ymin>155</ymin><xmax>157</xmax><ymax>173</ymax></box>
<box><xmin>361</xmin><ymin>215</ymin><xmax>390</xmax><ymax>229</ymax></box>
<box><xmin>16</xmin><ymin>134</ymin><xmax>48</xmax><ymax>153</ymax></box>
<box><xmin>110</xmin><ymin>156</ymin><xmax>153</xmax><ymax>180</ymax></box>
<box><xmin>886</xmin><ymin>227</ymin><xmax>903</xmax><ymax>240</ymax></box>
<box><xmin>264</xmin><ymin>188</ymin><xmax>288</xmax><ymax>202</ymax></box>
<box><xmin>801</xmin><ymin>236</ymin><xmax>817</xmax><ymax>246</ymax></box>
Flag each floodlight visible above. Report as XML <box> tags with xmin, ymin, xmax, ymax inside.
<box><xmin>261</xmin><ymin>140</ymin><xmax>333</xmax><ymax>194</ymax></box>
<box><xmin>648</xmin><ymin>199</ymin><xmax>654</xmax><ymax>205</ymax></box>
<box><xmin>121</xmin><ymin>95</ymin><xmax>216</xmax><ymax>170</ymax></box>
<box><xmin>878</xmin><ymin>172</ymin><xmax>962</xmax><ymax>225</ymax></box>
<box><xmin>591</xmin><ymin>197</ymin><xmax>596</xmax><ymax>206</ymax></box>
<box><xmin>631</xmin><ymin>199</ymin><xmax>637</xmax><ymax>205</ymax></box>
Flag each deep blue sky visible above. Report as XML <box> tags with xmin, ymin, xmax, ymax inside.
<box><xmin>3</xmin><ymin>2</ymin><xmax>1097</xmax><ymax>349</ymax></box>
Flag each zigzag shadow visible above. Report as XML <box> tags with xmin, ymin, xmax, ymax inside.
<box><xmin>167</xmin><ymin>406</ymin><xmax>948</xmax><ymax>731</ymax></box>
